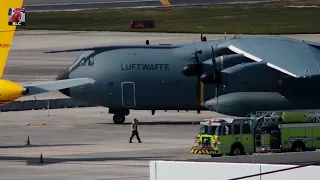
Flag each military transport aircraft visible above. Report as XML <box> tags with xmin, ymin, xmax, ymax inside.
<box><xmin>0</xmin><ymin>0</ymin><xmax>94</xmax><ymax>104</ymax></box>
<box><xmin>49</xmin><ymin>34</ymin><xmax>320</xmax><ymax>124</ymax></box>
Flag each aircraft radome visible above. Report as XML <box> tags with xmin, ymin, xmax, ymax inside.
<box><xmin>48</xmin><ymin>34</ymin><xmax>320</xmax><ymax>124</ymax></box>
<box><xmin>0</xmin><ymin>1</ymin><xmax>95</xmax><ymax>105</ymax></box>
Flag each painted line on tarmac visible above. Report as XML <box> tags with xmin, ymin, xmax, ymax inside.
<box><xmin>23</xmin><ymin>0</ymin><xmax>157</xmax><ymax>6</ymax></box>
<box><xmin>27</xmin><ymin>123</ymin><xmax>47</xmax><ymax>126</ymax></box>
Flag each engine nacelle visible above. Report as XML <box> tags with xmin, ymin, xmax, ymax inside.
<box><xmin>204</xmin><ymin>92</ymin><xmax>292</xmax><ymax>116</ymax></box>
<box><xmin>0</xmin><ymin>79</ymin><xmax>28</xmax><ymax>104</ymax></box>
<box><xmin>182</xmin><ymin>64</ymin><xmax>202</xmax><ymax>77</ymax></box>
<box><xmin>200</xmin><ymin>54</ymin><xmax>250</xmax><ymax>73</ymax></box>
<box><xmin>204</xmin><ymin>91</ymin><xmax>320</xmax><ymax>117</ymax></box>
<box><xmin>220</xmin><ymin>62</ymin><xmax>283</xmax><ymax>91</ymax></box>
<box><xmin>200</xmin><ymin>72</ymin><xmax>215</xmax><ymax>84</ymax></box>
<box><xmin>215</xmin><ymin>54</ymin><xmax>251</xmax><ymax>71</ymax></box>
<box><xmin>198</xmin><ymin>54</ymin><xmax>251</xmax><ymax>84</ymax></box>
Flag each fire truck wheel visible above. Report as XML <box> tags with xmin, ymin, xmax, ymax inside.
<box><xmin>210</xmin><ymin>154</ymin><xmax>222</xmax><ymax>157</ymax></box>
<box><xmin>291</xmin><ymin>141</ymin><xmax>306</xmax><ymax>152</ymax></box>
<box><xmin>230</xmin><ymin>143</ymin><xmax>245</xmax><ymax>156</ymax></box>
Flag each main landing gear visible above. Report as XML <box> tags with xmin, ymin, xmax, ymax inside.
<box><xmin>109</xmin><ymin>109</ymin><xmax>130</xmax><ymax>124</ymax></box>
<box><xmin>113</xmin><ymin>114</ymin><xmax>126</xmax><ymax>124</ymax></box>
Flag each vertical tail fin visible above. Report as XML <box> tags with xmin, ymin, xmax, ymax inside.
<box><xmin>0</xmin><ymin>0</ymin><xmax>24</xmax><ymax>78</ymax></box>
<box><xmin>160</xmin><ymin>0</ymin><xmax>171</xmax><ymax>6</ymax></box>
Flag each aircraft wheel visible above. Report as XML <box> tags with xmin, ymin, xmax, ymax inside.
<box><xmin>113</xmin><ymin>114</ymin><xmax>125</xmax><ymax>124</ymax></box>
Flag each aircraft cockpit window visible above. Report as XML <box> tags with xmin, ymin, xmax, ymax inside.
<box><xmin>70</xmin><ymin>50</ymin><xmax>95</xmax><ymax>69</ymax></box>
<box><xmin>78</xmin><ymin>56</ymin><xmax>95</xmax><ymax>66</ymax></box>
<box><xmin>79</xmin><ymin>57</ymin><xmax>87</xmax><ymax>66</ymax></box>
<box><xmin>88</xmin><ymin>56</ymin><xmax>95</xmax><ymax>66</ymax></box>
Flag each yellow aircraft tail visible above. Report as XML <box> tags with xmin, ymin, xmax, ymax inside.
<box><xmin>0</xmin><ymin>0</ymin><xmax>24</xmax><ymax>78</ymax></box>
<box><xmin>160</xmin><ymin>0</ymin><xmax>171</xmax><ymax>6</ymax></box>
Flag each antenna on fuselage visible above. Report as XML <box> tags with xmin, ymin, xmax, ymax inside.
<box><xmin>200</xmin><ymin>33</ymin><xmax>207</xmax><ymax>42</ymax></box>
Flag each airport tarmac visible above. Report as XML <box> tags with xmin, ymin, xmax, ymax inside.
<box><xmin>2</xmin><ymin>31</ymin><xmax>320</xmax><ymax>179</ymax></box>
<box><xmin>1</xmin><ymin>108</ymin><xmax>320</xmax><ymax>180</ymax></box>
<box><xmin>0</xmin><ymin>107</ymin><xmax>219</xmax><ymax>180</ymax></box>
<box><xmin>23</xmin><ymin>0</ymin><xmax>278</xmax><ymax>12</ymax></box>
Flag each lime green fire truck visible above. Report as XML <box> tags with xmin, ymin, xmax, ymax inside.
<box><xmin>190</xmin><ymin>111</ymin><xmax>320</xmax><ymax>157</ymax></box>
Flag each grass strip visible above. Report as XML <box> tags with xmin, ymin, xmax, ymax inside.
<box><xmin>21</xmin><ymin>1</ymin><xmax>320</xmax><ymax>34</ymax></box>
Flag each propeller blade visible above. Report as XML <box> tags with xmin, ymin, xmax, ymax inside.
<box><xmin>195</xmin><ymin>49</ymin><xmax>200</xmax><ymax>64</ymax></box>
<box><xmin>194</xmin><ymin>48</ymin><xmax>202</xmax><ymax>103</ymax></box>
<box><xmin>211</xmin><ymin>44</ymin><xmax>220</xmax><ymax>112</ymax></box>
<box><xmin>211</xmin><ymin>45</ymin><xmax>216</xmax><ymax>71</ymax></box>
<box><xmin>211</xmin><ymin>45</ymin><xmax>215</xmax><ymax>57</ymax></box>
<box><xmin>196</xmin><ymin>76</ymin><xmax>200</xmax><ymax>101</ymax></box>
<box><xmin>215</xmin><ymin>85</ymin><xmax>219</xmax><ymax>112</ymax></box>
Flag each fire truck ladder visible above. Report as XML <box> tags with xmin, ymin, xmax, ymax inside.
<box><xmin>247</xmin><ymin>110</ymin><xmax>320</xmax><ymax>123</ymax></box>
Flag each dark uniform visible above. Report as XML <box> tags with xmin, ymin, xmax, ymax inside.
<box><xmin>129</xmin><ymin>118</ymin><xmax>142</xmax><ymax>143</ymax></box>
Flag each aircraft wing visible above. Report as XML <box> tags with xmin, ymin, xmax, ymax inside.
<box><xmin>220</xmin><ymin>37</ymin><xmax>320</xmax><ymax>78</ymax></box>
<box><xmin>19</xmin><ymin>78</ymin><xmax>95</xmax><ymax>96</ymax></box>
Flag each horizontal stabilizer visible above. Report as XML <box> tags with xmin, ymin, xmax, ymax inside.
<box><xmin>22</xmin><ymin>78</ymin><xmax>95</xmax><ymax>96</ymax></box>
<box><xmin>44</xmin><ymin>45</ymin><xmax>180</xmax><ymax>53</ymax></box>
<box><xmin>304</xmin><ymin>40</ymin><xmax>320</xmax><ymax>48</ymax></box>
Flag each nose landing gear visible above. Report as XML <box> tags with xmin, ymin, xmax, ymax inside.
<box><xmin>109</xmin><ymin>109</ymin><xmax>129</xmax><ymax>124</ymax></box>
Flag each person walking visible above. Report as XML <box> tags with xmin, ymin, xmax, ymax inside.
<box><xmin>129</xmin><ymin>118</ymin><xmax>142</xmax><ymax>143</ymax></box>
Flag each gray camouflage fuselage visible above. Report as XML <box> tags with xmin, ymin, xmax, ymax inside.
<box><xmin>54</xmin><ymin>36</ymin><xmax>320</xmax><ymax>119</ymax></box>
<box><xmin>60</xmin><ymin>41</ymin><xmax>222</xmax><ymax>111</ymax></box>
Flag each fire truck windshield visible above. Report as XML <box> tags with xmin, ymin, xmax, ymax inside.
<box><xmin>215</xmin><ymin>124</ymin><xmax>232</xmax><ymax>135</ymax></box>
<box><xmin>199</xmin><ymin>124</ymin><xmax>218</xmax><ymax>135</ymax></box>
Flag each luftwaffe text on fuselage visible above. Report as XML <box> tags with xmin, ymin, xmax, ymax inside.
<box><xmin>121</xmin><ymin>64</ymin><xmax>170</xmax><ymax>71</ymax></box>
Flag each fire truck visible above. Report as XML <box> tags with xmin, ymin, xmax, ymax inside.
<box><xmin>190</xmin><ymin>111</ymin><xmax>320</xmax><ymax>157</ymax></box>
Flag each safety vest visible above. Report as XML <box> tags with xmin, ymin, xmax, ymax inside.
<box><xmin>131</xmin><ymin>122</ymin><xmax>138</xmax><ymax>131</ymax></box>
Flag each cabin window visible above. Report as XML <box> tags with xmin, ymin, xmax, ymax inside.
<box><xmin>242</xmin><ymin>124</ymin><xmax>251</xmax><ymax>134</ymax></box>
<box><xmin>223</xmin><ymin>124</ymin><xmax>231</xmax><ymax>135</ymax></box>
<box><xmin>233</xmin><ymin>124</ymin><xmax>241</xmax><ymax>135</ymax></box>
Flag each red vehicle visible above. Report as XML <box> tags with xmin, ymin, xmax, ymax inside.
<box><xmin>130</xmin><ymin>20</ymin><xmax>155</xmax><ymax>29</ymax></box>
<box><xmin>8</xmin><ymin>8</ymin><xmax>25</xmax><ymax>23</ymax></box>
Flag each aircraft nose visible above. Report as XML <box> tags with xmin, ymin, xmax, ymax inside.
<box><xmin>56</xmin><ymin>68</ymin><xmax>70</xmax><ymax>97</ymax></box>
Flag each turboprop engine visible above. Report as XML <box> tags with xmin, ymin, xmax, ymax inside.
<box><xmin>0</xmin><ymin>79</ymin><xmax>29</xmax><ymax>104</ymax></box>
